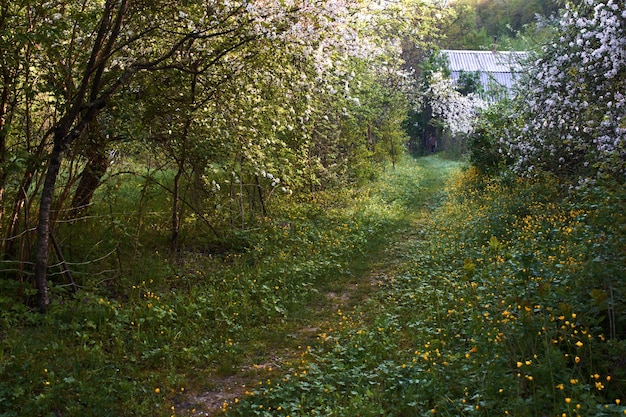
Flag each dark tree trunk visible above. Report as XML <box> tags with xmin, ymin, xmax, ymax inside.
<box><xmin>34</xmin><ymin>139</ymin><xmax>66</xmax><ymax>312</ymax></box>
<box><xmin>32</xmin><ymin>0</ymin><xmax>131</xmax><ymax>311</ymax></box>
<box><xmin>70</xmin><ymin>145</ymin><xmax>109</xmax><ymax>216</ymax></box>
<box><xmin>4</xmin><ymin>173</ymin><xmax>33</xmax><ymax>258</ymax></box>
<box><xmin>255</xmin><ymin>175</ymin><xmax>267</xmax><ymax>217</ymax></box>
<box><xmin>170</xmin><ymin>165</ymin><xmax>183</xmax><ymax>255</ymax></box>
<box><xmin>0</xmin><ymin>71</ymin><xmax>9</xmax><ymax>224</ymax></box>
<box><xmin>170</xmin><ymin>71</ymin><xmax>197</xmax><ymax>254</ymax></box>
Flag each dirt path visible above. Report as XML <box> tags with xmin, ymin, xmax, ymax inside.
<box><xmin>176</xmin><ymin>156</ymin><xmax>461</xmax><ymax>416</ymax></box>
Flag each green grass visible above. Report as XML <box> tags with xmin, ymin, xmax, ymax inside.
<box><xmin>224</xmin><ymin>164</ymin><xmax>626</xmax><ymax>417</ymax></box>
<box><xmin>2</xmin><ymin>156</ymin><xmax>624</xmax><ymax>416</ymax></box>
<box><xmin>1</xmin><ymin>155</ymin><xmax>455</xmax><ymax>416</ymax></box>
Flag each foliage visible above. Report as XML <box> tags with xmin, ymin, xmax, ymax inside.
<box><xmin>424</xmin><ymin>71</ymin><xmax>486</xmax><ymax>137</ymax></box>
<box><xmin>441</xmin><ymin>0</ymin><xmax>566</xmax><ymax>50</ymax></box>
<box><xmin>224</xmin><ymin>161</ymin><xmax>626</xmax><ymax>417</ymax></box>
<box><xmin>468</xmin><ymin>99</ymin><xmax>517</xmax><ymax>175</ymax></box>
<box><xmin>0</xmin><ymin>157</ymin><xmax>412</xmax><ymax>416</ymax></box>
<box><xmin>500</xmin><ymin>0</ymin><xmax>626</xmax><ymax>184</ymax></box>
<box><xmin>0</xmin><ymin>0</ymin><xmax>451</xmax><ymax>308</ymax></box>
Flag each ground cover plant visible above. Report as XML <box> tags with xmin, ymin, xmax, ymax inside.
<box><xmin>225</xmin><ymin>162</ymin><xmax>626</xmax><ymax>417</ymax></box>
<box><xmin>0</xmin><ymin>154</ymin><xmax>441</xmax><ymax>417</ymax></box>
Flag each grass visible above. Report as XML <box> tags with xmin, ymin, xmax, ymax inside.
<box><xmin>224</xmin><ymin>163</ymin><xmax>626</xmax><ymax>417</ymax></box>
<box><xmin>2</xmin><ymin>155</ymin><xmax>625</xmax><ymax>416</ymax></box>
<box><xmin>0</xmin><ymin>155</ymin><xmax>452</xmax><ymax>417</ymax></box>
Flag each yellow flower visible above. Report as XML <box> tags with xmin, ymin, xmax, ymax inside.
<box><xmin>565</xmin><ymin>398</ymin><xmax>571</xmax><ymax>404</ymax></box>
<box><xmin>575</xmin><ymin>341</ymin><xmax>583</xmax><ymax>347</ymax></box>
<box><xmin>155</xmin><ymin>388</ymin><xmax>161</xmax><ymax>394</ymax></box>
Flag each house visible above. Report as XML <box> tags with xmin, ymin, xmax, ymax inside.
<box><xmin>440</xmin><ymin>49</ymin><xmax>528</xmax><ymax>101</ymax></box>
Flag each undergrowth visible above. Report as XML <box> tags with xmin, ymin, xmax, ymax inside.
<box><xmin>0</xmin><ymin>156</ymin><xmax>438</xmax><ymax>416</ymax></box>
<box><xmin>2</xmin><ymin>157</ymin><xmax>624</xmax><ymax>416</ymax></box>
<box><xmin>225</xmin><ymin>166</ymin><xmax>626</xmax><ymax>416</ymax></box>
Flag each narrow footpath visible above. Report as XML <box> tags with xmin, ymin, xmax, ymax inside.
<box><xmin>182</xmin><ymin>156</ymin><xmax>462</xmax><ymax>416</ymax></box>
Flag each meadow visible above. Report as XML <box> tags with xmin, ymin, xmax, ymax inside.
<box><xmin>224</xmin><ymin>161</ymin><xmax>626</xmax><ymax>416</ymax></box>
<box><xmin>1</xmin><ymin>155</ymin><xmax>624</xmax><ymax>416</ymax></box>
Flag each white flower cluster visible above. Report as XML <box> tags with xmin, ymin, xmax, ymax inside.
<box><xmin>425</xmin><ymin>72</ymin><xmax>486</xmax><ymax>136</ymax></box>
<box><xmin>500</xmin><ymin>0</ymin><xmax>625</xmax><ymax>182</ymax></box>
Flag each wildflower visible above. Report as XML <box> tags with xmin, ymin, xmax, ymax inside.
<box><xmin>155</xmin><ymin>388</ymin><xmax>161</xmax><ymax>394</ymax></box>
<box><xmin>565</xmin><ymin>398</ymin><xmax>572</xmax><ymax>404</ymax></box>
<box><xmin>575</xmin><ymin>341</ymin><xmax>583</xmax><ymax>347</ymax></box>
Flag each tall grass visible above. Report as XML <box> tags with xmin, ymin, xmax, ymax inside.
<box><xmin>225</xmin><ymin>164</ymin><xmax>626</xmax><ymax>416</ymax></box>
<box><xmin>0</xmin><ymin>155</ymin><xmax>444</xmax><ymax>417</ymax></box>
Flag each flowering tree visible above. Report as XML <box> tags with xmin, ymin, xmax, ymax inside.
<box><xmin>0</xmin><ymin>0</ymin><xmax>450</xmax><ymax>310</ymax></box>
<box><xmin>500</xmin><ymin>0</ymin><xmax>625</xmax><ymax>183</ymax></box>
<box><xmin>424</xmin><ymin>71</ymin><xmax>486</xmax><ymax>137</ymax></box>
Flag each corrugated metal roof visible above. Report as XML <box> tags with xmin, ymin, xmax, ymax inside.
<box><xmin>441</xmin><ymin>50</ymin><xmax>527</xmax><ymax>72</ymax></box>
<box><xmin>440</xmin><ymin>50</ymin><xmax>528</xmax><ymax>100</ymax></box>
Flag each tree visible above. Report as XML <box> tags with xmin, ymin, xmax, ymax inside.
<box><xmin>500</xmin><ymin>0</ymin><xmax>625</xmax><ymax>183</ymax></box>
<box><xmin>0</xmin><ymin>0</ymin><xmax>447</xmax><ymax>311</ymax></box>
<box><xmin>29</xmin><ymin>0</ymin><xmax>277</xmax><ymax>310</ymax></box>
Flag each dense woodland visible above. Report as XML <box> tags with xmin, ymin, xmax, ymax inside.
<box><xmin>0</xmin><ymin>0</ymin><xmax>625</xmax><ymax>416</ymax></box>
<box><xmin>441</xmin><ymin>0</ymin><xmax>567</xmax><ymax>49</ymax></box>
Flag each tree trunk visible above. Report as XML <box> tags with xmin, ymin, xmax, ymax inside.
<box><xmin>170</xmin><ymin>165</ymin><xmax>183</xmax><ymax>255</ymax></box>
<box><xmin>255</xmin><ymin>175</ymin><xmax>267</xmax><ymax>217</ymax></box>
<box><xmin>34</xmin><ymin>140</ymin><xmax>65</xmax><ymax>312</ymax></box>
<box><xmin>0</xmin><ymin>71</ymin><xmax>9</xmax><ymax>224</ymax></box>
<box><xmin>170</xmin><ymin>71</ymin><xmax>196</xmax><ymax>254</ymax></box>
<box><xmin>70</xmin><ymin>144</ymin><xmax>109</xmax><ymax>216</ymax></box>
<box><xmin>3</xmin><ymin>161</ymin><xmax>42</xmax><ymax>260</ymax></box>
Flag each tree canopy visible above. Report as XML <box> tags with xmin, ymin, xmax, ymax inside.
<box><xmin>0</xmin><ymin>0</ymin><xmax>451</xmax><ymax>310</ymax></box>
<box><xmin>441</xmin><ymin>0</ymin><xmax>567</xmax><ymax>50</ymax></box>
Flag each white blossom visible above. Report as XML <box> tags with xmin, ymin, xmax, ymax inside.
<box><xmin>499</xmin><ymin>0</ymin><xmax>625</xmax><ymax>182</ymax></box>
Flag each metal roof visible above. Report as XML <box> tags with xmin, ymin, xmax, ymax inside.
<box><xmin>439</xmin><ymin>50</ymin><xmax>528</xmax><ymax>100</ymax></box>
